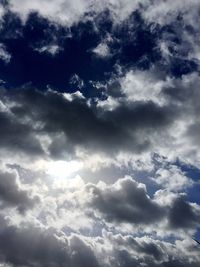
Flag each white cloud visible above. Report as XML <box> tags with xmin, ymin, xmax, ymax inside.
<box><xmin>7</xmin><ymin>0</ymin><xmax>200</xmax><ymax>28</ymax></box>
<box><xmin>153</xmin><ymin>165</ymin><xmax>193</xmax><ymax>191</ymax></box>
<box><xmin>119</xmin><ymin>69</ymin><xmax>168</xmax><ymax>105</ymax></box>
<box><xmin>144</xmin><ymin>0</ymin><xmax>200</xmax><ymax>25</ymax></box>
<box><xmin>0</xmin><ymin>1</ymin><xmax>200</xmax><ymax>265</ymax></box>
<box><xmin>9</xmin><ymin>0</ymin><xmax>147</xmax><ymax>25</ymax></box>
<box><xmin>93</xmin><ymin>43</ymin><xmax>110</xmax><ymax>58</ymax></box>
<box><xmin>0</xmin><ymin>44</ymin><xmax>11</xmax><ymax>64</ymax></box>
<box><xmin>9</xmin><ymin>0</ymin><xmax>91</xmax><ymax>25</ymax></box>
<box><xmin>36</xmin><ymin>44</ymin><xmax>62</xmax><ymax>56</ymax></box>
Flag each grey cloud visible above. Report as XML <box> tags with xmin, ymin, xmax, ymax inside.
<box><xmin>84</xmin><ymin>177</ymin><xmax>200</xmax><ymax>231</ymax></box>
<box><xmin>0</xmin><ymin>2</ymin><xmax>199</xmax><ymax>267</ymax></box>
<box><xmin>0</xmin><ymin>108</ymin><xmax>44</xmax><ymax>157</ymax></box>
<box><xmin>4</xmin><ymin>88</ymin><xmax>175</xmax><ymax>157</ymax></box>
<box><xmin>0</xmin><ymin>202</ymin><xmax>199</xmax><ymax>267</ymax></box>
<box><xmin>104</xmin><ymin>232</ymin><xmax>200</xmax><ymax>267</ymax></box>
<box><xmin>162</xmin><ymin>260</ymin><xmax>200</xmax><ymax>267</ymax></box>
<box><xmin>6</xmin><ymin>0</ymin><xmax>200</xmax><ymax>29</ymax></box>
<box><xmin>134</xmin><ymin>240</ymin><xmax>164</xmax><ymax>261</ymax></box>
<box><xmin>70</xmin><ymin>235</ymin><xmax>100</xmax><ymax>267</ymax></box>
<box><xmin>110</xmin><ymin>234</ymin><xmax>165</xmax><ymax>261</ymax></box>
<box><xmin>0</xmin><ymin>217</ymin><xmax>101</xmax><ymax>267</ymax></box>
<box><xmin>168</xmin><ymin>197</ymin><xmax>200</xmax><ymax>229</ymax></box>
<box><xmin>86</xmin><ymin>177</ymin><xmax>165</xmax><ymax>225</ymax></box>
<box><xmin>162</xmin><ymin>73</ymin><xmax>200</xmax><ymax>152</ymax></box>
<box><xmin>0</xmin><ymin>223</ymin><xmax>70</xmax><ymax>267</ymax></box>
<box><xmin>0</xmin><ymin>169</ymin><xmax>39</xmax><ymax>212</ymax></box>
<box><xmin>112</xmin><ymin>245</ymin><xmax>200</xmax><ymax>267</ymax></box>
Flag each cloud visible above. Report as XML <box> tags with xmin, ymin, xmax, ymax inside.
<box><xmin>2</xmin><ymin>88</ymin><xmax>175</xmax><ymax>158</ymax></box>
<box><xmin>168</xmin><ymin>196</ymin><xmax>200</xmax><ymax>229</ymax></box>
<box><xmin>100</xmin><ymin>231</ymin><xmax>200</xmax><ymax>267</ymax></box>
<box><xmin>0</xmin><ymin>2</ymin><xmax>199</xmax><ymax>266</ymax></box>
<box><xmin>0</xmin><ymin>95</ymin><xmax>44</xmax><ymax>157</ymax></box>
<box><xmin>0</xmin><ymin>219</ymin><xmax>70</xmax><ymax>267</ymax></box>
<box><xmin>0</xmin><ymin>167</ymin><xmax>39</xmax><ymax>212</ymax></box>
<box><xmin>69</xmin><ymin>235</ymin><xmax>100</xmax><ymax>267</ymax></box>
<box><xmin>81</xmin><ymin>176</ymin><xmax>200</xmax><ymax>232</ymax></box>
<box><xmin>0</xmin><ymin>0</ymin><xmax>197</xmax><ymax>93</ymax></box>
<box><xmin>0</xmin><ymin>214</ymin><xmax>101</xmax><ymax>267</ymax></box>
<box><xmin>143</xmin><ymin>0</ymin><xmax>200</xmax><ymax>26</ymax></box>
<box><xmin>7</xmin><ymin>0</ymin><xmax>199</xmax><ymax>28</ymax></box>
<box><xmin>92</xmin><ymin>42</ymin><xmax>110</xmax><ymax>58</ymax></box>
<box><xmin>0</xmin><ymin>8</ymin><xmax>162</xmax><ymax>91</ymax></box>
<box><xmin>153</xmin><ymin>165</ymin><xmax>193</xmax><ymax>191</ymax></box>
<box><xmin>1</xmin><ymin>70</ymin><xmax>200</xmax><ymax>168</ymax></box>
<box><xmin>0</xmin><ymin>213</ymin><xmax>199</xmax><ymax>267</ymax></box>
<box><xmin>8</xmin><ymin>0</ymin><xmax>145</xmax><ymax>25</ymax></box>
<box><xmin>86</xmin><ymin>176</ymin><xmax>164</xmax><ymax>225</ymax></box>
<box><xmin>0</xmin><ymin>43</ymin><xmax>11</xmax><ymax>63</ymax></box>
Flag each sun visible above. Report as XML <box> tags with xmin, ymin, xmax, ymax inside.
<box><xmin>46</xmin><ymin>160</ymin><xmax>83</xmax><ymax>179</ymax></box>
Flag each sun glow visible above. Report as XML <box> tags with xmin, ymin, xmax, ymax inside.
<box><xmin>46</xmin><ymin>160</ymin><xmax>83</xmax><ymax>179</ymax></box>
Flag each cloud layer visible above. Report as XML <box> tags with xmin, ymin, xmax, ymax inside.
<box><xmin>0</xmin><ymin>1</ymin><xmax>199</xmax><ymax>267</ymax></box>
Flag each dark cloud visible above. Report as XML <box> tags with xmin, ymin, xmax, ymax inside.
<box><xmin>163</xmin><ymin>260</ymin><xmax>200</xmax><ymax>267</ymax></box>
<box><xmin>135</xmin><ymin>240</ymin><xmax>164</xmax><ymax>261</ymax></box>
<box><xmin>110</xmin><ymin>234</ymin><xmax>165</xmax><ymax>261</ymax></box>
<box><xmin>84</xmin><ymin>177</ymin><xmax>200</xmax><ymax>231</ymax></box>
<box><xmin>86</xmin><ymin>177</ymin><xmax>164</xmax><ymax>225</ymax></box>
<box><xmin>70</xmin><ymin>235</ymin><xmax>100</xmax><ymax>267</ymax></box>
<box><xmin>0</xmin><ymin>169</ymin><xmax>39</xmax><ymax>212</ymax></box>
<box><xmin>168</xmin><ymin>197</ymin><xmax>200</xmax><ymax>229</ymax></box>
<box><xmin>4</xmin><ymin>88</ymin><xmax>174</xmax><ymax>157</ymax></box>
<box><xmin>0</xmin><ymin>215</ymin><xmax>199</xmax><ymax>267</ymax></box>
<box><xmin>0</xmin><ymin>2</ymin><xmax>199</xmax><ymax>267</ymax></box>
<box><xmin>0</xmin><ymin>103</ymin><xmax>44</xmax><ymax>156</ymax></box>
<box><xmin>0</xmin><ymin>216</ymin><xmax>101</xmax><ymax>267</ymax></box>
<box><xmin>105</xmin><ymin>232</ymin><xmax>200</xmax><ymax>267</ymax></box>
<box><xmin>0</xmin><ymin>222</ymin><xmax>70</xmax><ymax>267</ymax></box>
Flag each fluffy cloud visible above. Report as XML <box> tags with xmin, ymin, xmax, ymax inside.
<box><xmin>0</xmin><ymin>94</ymin><xmax>44</xmax><ymax>158</ymax></box>
<box><xmin>82</xmin><ymin>177</ymin><xmax>200</xmax><ymax>232</ymax></box>
<box><xmin>102</xmin><ymin>231</ymin><xmax>200</xmax><ymax>267</ymax></box>
<box><xmin>0</xmin><ymin>215</ymin><xmax>101</xmax><ymax>267</ymax></box>
<box><xmin>85</xmin><ymin>176</ymin><xmax>164</xmax><ymax>225</ymax></box>
<box><xmin>0</xmin><ymin>167</ymin><xmax>39</xmax><ymax>212</ymax></box>
<box><xmin>8</xmin><ymin>0</ymin><xmax>144</xmax><ymax>25</ymax></box>
<box><xmin>0</xmin><ymin>1</ymin><xmax>199</xmax><ymax>267</ymax></box>
<box><xmin>6</xmin><ymin>0</ymin><xmax>200</xmax><ymax>28</ymax></box>
<box><xmin>153</xmin><ymin>165</ymin><xmax>193</xmax><ymax>191</ymax></box>
<box><xmin>1</xmin><ymin>70</ymin><xmax>199</xmax><ymax>168</ymax></box>
<box><xmin>1</xmin><ymin>88</ymin><xmax>174</xmax><ymax>157</ymax></box>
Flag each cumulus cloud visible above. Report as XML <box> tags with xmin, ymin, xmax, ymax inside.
<box><xmin>168</xmin><ymin>196</ymin><xmax>200</xmax><ymax>229</ymax></box>
<box><xmin>1</xmin><ymin>70</ymin><xmax>199</xmax><ymax>168</ymax></box>
<box><xmin>102</xmin><ymin>231</ymin><xmax>200</xmax><ymax>267</ymax></box>
<box><xmin>153</xmin><ymin>165</ymin><xmax>193</xmax><ymax>191</ymax></box>
<box><xmin>0</xmin><ymin>1</ymin><xmax>199</xmax><ymax>267</ymax></box>
<box><xmin>0</xmin><ymin>212</ymin><xmax>199</xmax><ymax>267</ymax></box>
<box><xmin>0</xmin><ymin>94</ymin><xmax>44</xmax><ymax>158</ymax></box>
<box><xmin>1</xmin><ymin>88</ymin><xmax>174</xmax><ymax>157</ymax></box>
<box><xmin>0</xmin><ymin>168</ymin><xmax>39</xmax><ymax>212</ymax></box>
<box><xmin>86</xmin><ymin>176</ymin><xmax>164</xmax><ymax>225</ymax></box>
<box><xmin>83</xmin><ymin>177</ymin><xmax>200</xmax><ymax>232</ymax></box>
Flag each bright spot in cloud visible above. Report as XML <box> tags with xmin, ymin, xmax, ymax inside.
<box><xmin>46</xmin><ymin>160</ymin><xmax>83</xmax><ymax>179</ymax></box>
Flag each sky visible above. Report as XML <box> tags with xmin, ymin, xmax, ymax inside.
<box><xmin>0</xmin><ymin>0</ymin><xmax>200</xmax><ymax>266</ymax></box>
